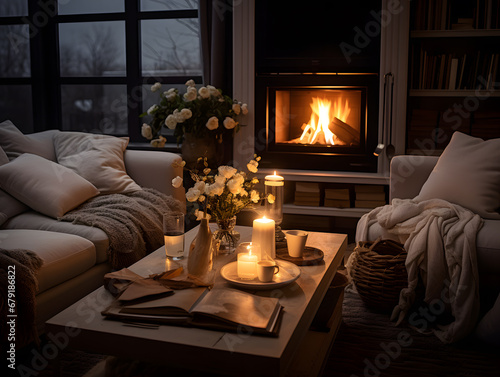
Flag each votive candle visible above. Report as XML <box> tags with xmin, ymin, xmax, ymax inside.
<box><xmin>237</xmin><ymin>250</ymin><xmax>258</xmax><ymax>279</ymax></box>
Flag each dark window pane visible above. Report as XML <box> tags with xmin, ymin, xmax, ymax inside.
<box><xmin>0</xmin><ymin>85</ymin><xmax>33</xmax><ymax>132</ymax></box>
<box><xmin>140</xmin><ymin>0</ymin><xmax>198</xmax><ymax>12</ymax></box>
<box><xmin>61</xmin><ymin>85</ymin><xmax>127</xmax><ymax>135</ymax></box>
<box><xmin>58</xmin><ymin>0</ymin><xmax>124</xmax><ymax>15</ymax></box>
<box><xmin>0</xmin><ymin>25</ymin><xmax>30</xmax><ymax>77</ymax></box>
<box><xmin>0</xmin><ymin>1</ymin><xmax>28</xmax><ymax>17</ymax></box>
<box><xmin>59</xmin><ymin>22</ymin><xmax>126</xmax><ymax>77</ymax></box>
<box><xmin>141</xmin><ymin>19</ymin><xmax>201</xmax><ymax>77</ymax></box>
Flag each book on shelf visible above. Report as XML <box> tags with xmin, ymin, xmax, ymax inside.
<box><xmin>294</xmin><ymin>191</ymin><xmax>321</xmax><ymax>199</ymax></box>
<box><xmin>355</xmin><ymin>200</ymin><xmax>387</xmax><ymax>209</ymax></box>
<box><xmin>355</xmin><ymin>192</ymin><xmax>386</xmax><ymax>201</ymax></box>
<box><xmin>324</xmin><ymin>199</ymin><xmax>351</xmax><ymax>208</ymax></box>
<box><xmin>294</xmin><ymin>198</ymin><xmax>320</xmax><ymax>206</ymax></box>
<box><xmin>324</xmin><ymin>188</ymin><xmax>350</xmax><ymax>201</ymax></box>
<box><xmin>102</xmin><ymin>287</ymin><xmax>283</xmax><ymax>337</ymax></box>
<box><xmin>295</xmin><ymin>182</ymin><xmax>320</xmax><ymax>193</ymax></box>
<box><xmin>354</xmin><ymin>185</ymin><xmax>385</xmax><ymax>193</ymax></box>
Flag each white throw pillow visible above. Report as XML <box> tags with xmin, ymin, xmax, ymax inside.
<box><xmin>415</xmin><ymin>132</ymin><xmax>500</xmax><ymax>219</ymax></box>
<box><xmin>54</xmin><ymin>132</ymin><xmax>142</xmax><ymax>194</ymax></box>
<box><xmin>0</xmin><ymin>153</ymin><xmax>99</xmax><ymax>218</ymax></box>
<box><xmin>0</xmin><ymin>146</ymin><xmax>28</xmax><ymax>225</ymax></box>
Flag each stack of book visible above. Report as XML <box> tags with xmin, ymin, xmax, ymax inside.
<box><xmin>354</xmin><ymin>185</ymin><xmax>387</xmax><ymax>209</ymax></box>
<box><xmin>294</xmin><ymin>182</ymin><xmax>320</xmax><ymax>206</ymax></box>
<box><xmin>324</xmin><ymin>187</ymin><xmax>351</xmax><ymax>208</ymax></box>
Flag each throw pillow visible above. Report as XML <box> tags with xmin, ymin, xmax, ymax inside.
<box><xmin>54</xmin><ymin>132</ymin><xmax>142</xmax><ymax>194</ymax></box>
<box><xmin>0</xmin><ymin>120</ymin><xmax>58</xmax><ymax>161</ymax></box>
<box><xmin>415</xmin><ymin>132</ymin><xmax>500</xmax><ymax>219</ymax></box>
<box><xmin>0</xmin><ymin>153</ymin><xmax>99</xmax><ymax>218</ymax></box>
<box><xmin>0</xmin><ymin>146</ymin><xmax>8</xmax><ymax>165</ymax></box>
<box><xmin>0</xmin><ymin>146</ymin><xmax>28</xmax><ymax>225</ymax></box>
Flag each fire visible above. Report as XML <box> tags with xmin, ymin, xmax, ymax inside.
<box><xmin>299</xmin><ymin>97</ymin><xmax>351</xmax><ymax>145</ymax></box>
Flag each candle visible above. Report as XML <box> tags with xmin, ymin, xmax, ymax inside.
<box><xmin>237</xmin><ymin>248</ymin><xmax>258</xmax><ymax>279</ymax></box>
<box><xmin>252</xmin><ymin>216</ymin><xmax>276</xmax><ymax>259</ymax></box>
<box><xmin>265</xmin><ymin>171</ymin><xmax>284</xmax><ymax>228</ymax></box>
<box><xmin>265</xmin><ymin>171</ymin><xmax>284</xmax><ymax>186</ymax></box>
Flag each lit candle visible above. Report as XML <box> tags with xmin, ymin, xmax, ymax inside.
<box><xmin>252</xmin><ymin>216</ymin><xmax>276</xmax><ymax>260</ymax></box>
<box><xmin>237</xmin><ymin>247</ymin><xmax>258</xmax><ymax>279</ymax></box>
<box><xmin>265</xmin><ymin>171</ymin><xmax>284</xmax><ymax>186</ymax></box>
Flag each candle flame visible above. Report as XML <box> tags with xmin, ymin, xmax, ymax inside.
<box><xmin>274</xmin><ymin>171</ymin><xmax>277</xmax><ymax>175</ymax></box>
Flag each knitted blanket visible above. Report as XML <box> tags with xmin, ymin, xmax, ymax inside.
<box><xmin>60</xmin><ymin>188</ymin><xmax>184</xmax><ymax>269</ymax></box>
<box><xmin>0</xmin><ymin>248</ymin><xmax>43</xmax><ymax>353</ymax></box>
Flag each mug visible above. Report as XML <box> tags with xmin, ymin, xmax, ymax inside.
<box><xmin>285</xmin><ymin>230</ymin><xmax>308</xmax><ymax>257</ymax></box>
<box><xmin>257</xmin><ymin>260</ymin><xmax>279</xmax><ymax>282</ymax></box>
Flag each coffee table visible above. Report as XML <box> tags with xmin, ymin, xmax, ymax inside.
<box><xmin>45</xmin><ymin>226</ymin><xmax>347</xmax><ymax>377</ymax></box>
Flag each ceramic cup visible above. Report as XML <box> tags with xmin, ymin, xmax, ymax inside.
<box><xmin>257</xmin><ymin>260</ymin><xmax>280</xmax><ymax>282</ymax></box>
<box><xmin>285</xmin><ymin>230</ymin><xmax>308</xmax><ymax>258</ymax></box>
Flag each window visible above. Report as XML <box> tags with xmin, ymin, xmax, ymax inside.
<box><xmin>0</xmin><ymin>0</ymin><xmax>202</xmax><ymax>141</ymax></box>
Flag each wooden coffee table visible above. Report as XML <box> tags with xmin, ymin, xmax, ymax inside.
<box><xmin>45</xmin><ymin>226</ymin><xmax>347</xmax><ymax>377</ymax></box>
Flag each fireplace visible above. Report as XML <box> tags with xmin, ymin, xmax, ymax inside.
<box><xmin>255</xmin><ymin>74</ymin><xmax>379</xmax><ymax>172</ymax></box>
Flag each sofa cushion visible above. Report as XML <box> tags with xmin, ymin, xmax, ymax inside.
<box><xmin>415</xmin><ymin>132</ymin><xmax>500</xmax><ymax>219</ymax></box>
<box><xmin>0</xmin><ymin>146</ymin><xmax>8</xmax><ymax>164</ymax></box>
<box><xmin>54</xmin><ymin>132</ymin><xmax>142</xmax><ymax>194</ymax></box>
<box><xmin>0</xmin><ymin>120</ymin><xmax>59</xmax><ymax>161</ymax></box>
<box><xmin>0</xmin><ymin>153</ymin><xmax>99</xmax><ymax>218</ymax></box>
<box><xmin>3</xmin><ymin>211</ymin><xmax>109</xmax><ymax>264</ymax></box>
<box><xmin>0</xmin><ymin>147</ymin><xmax>29</xmax><ymax>226</ymax></box>
<box><xmin>0</xmin><ymin>229</ymin><xmax>96</xmax><ymax>294</ymax></box>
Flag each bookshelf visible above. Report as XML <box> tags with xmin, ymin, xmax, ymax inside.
<box><xmin>406</xmin><ymin>0</ymin><xmax>500</xmax><ymax>154</ymax></box>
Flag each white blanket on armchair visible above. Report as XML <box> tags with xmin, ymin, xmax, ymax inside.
<box><xmin>356</xmin><ymin>198</ymin><xmax>483</xmax><ymax>343</ymax></box>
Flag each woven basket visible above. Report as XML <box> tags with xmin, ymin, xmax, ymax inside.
<box><xmin>349</xmin><ymin>238</ymin><xmax>408</xmax><ymax>312</ymax></box>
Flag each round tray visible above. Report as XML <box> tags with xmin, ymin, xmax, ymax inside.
<box><xmin>276</xmin><ymin>246</ymin><xmax>324</xmax><ymax>266</ymax></box>
<box><xmin>220</xmin><ymin>260</ymin><xmax>301</xmax><ymax>290</ymax></box>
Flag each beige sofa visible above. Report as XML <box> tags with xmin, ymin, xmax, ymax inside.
<box><xmin>0</xmin><ymin>123</ymin><xmax>185</xmax><ymax>331</ymax></box>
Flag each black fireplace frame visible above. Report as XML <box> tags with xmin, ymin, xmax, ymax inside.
<box><xmin>255</xmin><ymin>73</ymin><xmax>379</xmax><ymax>172</ymax></box>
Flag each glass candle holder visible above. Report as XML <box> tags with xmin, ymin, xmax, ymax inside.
<box><xmin>265</xmin><ymin>171</ymin><xmax>284</xmax><ymax>242</ymax></box>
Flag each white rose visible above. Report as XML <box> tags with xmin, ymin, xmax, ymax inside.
<box><xmin>185</xmin><ymin>79</ymin><xmax>196</xmax><ymax>87</ymax></box>
<box><xmin>250</xmin><ymin>190</ymin><xmax>260</xmax><ymax>203</ymax></box>
<box><xmin>194</xmin><ymin>180</ymin><xmax>205</xmax><ymax>195</ymax></box>
<box><xmin>165</xmin><ymin>114</ymin><xmax>177</xmax><ymax>129</ymax></box>
<box><xmin>227</xmin><ymin>177</ymin><xmax>242</xmax><ymax>195</ymax></box>
<box><xmin>186</xmin><ymin>187</ymin><xmax>201</xmax><ymax>202</ymax></box>
<box><xmin>207</xmin><ymin>182</ymin><xmax>224</xmax><ymax>196</ymax></box>
<box><xmin>232</xmin><ymin>103</ymin><xmax>241</xmax><ymax>115</ymax></box>
<box><xmin>241</xmin><ymin>103</ymin><xmax>249</xmax><ymax>115</ymax></box>
<box><xmin>172</xmin><ymin>176</ymin><xmax>183</xmax><ymax>188</ymax></box>
<box><xmin>151</xmin><ymin>82</ymin><xmax>162</xmax><ymax>92</ymax></box>
<box><xmin>147</xmin><ymin>104</ymin><xmax>158</xmax><ymax>115</ymax></box>
<box><xmin>173</xmin><ymin>109</ymin><xmax>184</xmax><ymax>123</ymax></box>
<box><xmin>214</xmin><ymin>174</ymin><xmax>226</xmax><ymax>184</ymax></box>
<box><xmin>180</xmin><ymin>108</ymin><xmax>192</xmax><ymax>120</ymax></box>
<box><xmin>206</xmin><ymin>116</ymin><xmax>219</xmax><ymax>130</ymax></box>
<box><xmin>223</xmin><ymin>117</ymin><xmax>237</xmax><ymax>130</ymax></box>
<box><xmin>247</xmin><ymin>159</ymin><xmax>258</xmax><ymax>173</ymax></box>
<box><xmin>198</xmin><ymin>87</ymin><xmax>210</xmax><ymax>99</ymax></box>
<box><xmin>218</xmin><ymin>165</ymin><xmax>237</xmax><ymax>179</ymax></box>
<box><xmin>141</xmin><ymin>123</ymin><xmax>153</xmax><ymax>140</ymax></box>
<box><xmin>207</xmin><ymin>85</ymin><xmax>220</xmax><ymax>97</ymax></box>
<box><xmin>184</xmin><ymin>87</ymin><xmax>197</xmax><ymax>101</ymax></box>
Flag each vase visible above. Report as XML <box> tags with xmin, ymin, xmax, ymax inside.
<box><xmin>181</xmin><ymin>132</ymin><xmax>223</xmax><ymax>170</ymax></box>
<box><xmin>213</xmin><ymin>216</ymin><xmax>240</xmax><ymax>255</ymax></box>
<box><xmin>187</xmin><ymin>218</ymin><xmax>214</xmax><ymax>278</ymax></box>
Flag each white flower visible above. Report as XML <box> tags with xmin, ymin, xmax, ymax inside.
<box><xmin>227</xmin><ymin>175</ymin><xmax>244</xmax><ymax>195</ymax></box>
<box><xmin>180</xmin><ymin>108</ymin><xmax>192</xmax><ymax>119</ymax></box>
<box><xmin>184</xmin><ymin>86</ymin><xmax>197</xmax><ymax>101</ymax></box>
<box><xmin>267</xmin><ymin>194</ymin><xmax>275</xmax><ymax>204</ymax></box>
<box><xmin>164</xmin><ymin>88</ymin><xmax>177</xmax><ymax>101</ymax></box>
<box><xmin>206</xmin><ymin>116</ymin><xmax>219</xmax><ymax>130</ymax></box>
<box><xmin>206</xmin><ymin>182</ymin><xmax>224</xmax><ymax>196</ymax></box>
<box><xmin>223</xmin><ymin>117</ymin><xmax>237</xmax><ymax>130</ymax></box>
<box><xmin>215</xmin><ymin>174</ymin><xmax>226</xmax><ymax>184</ymax></box>
<box><xmin>232</xmin><ymin>103</ymin><xmax>241</xmax><ymax>115</ymax></box>
<box><xmin>207</xmin><ymin>85</ymin><xmax>220</xmax><ymax>97</ymax></box>
<box><xmin>186</xmin><ymin>187</ymin><xmax>201</xmax><ymax>202</ymax></box>
<box><xmin>147</xmin><ymin>104</ymin><xmax>158</xmax><ymax>115</ymax></box>
<box><xmin>151</xmin><ymin>82</ymin><xmax>162</xmax><ymax>92</ymax></box>
<box><xmin>194</xmin><ymin>180</ymin><xmax>205</xmax><ymax>195</ymax></box>
<box><xmin>185</xmin><ymin>79</ymin><xmax>196</xmax><ymax>87</ymax></box>
<box><xmin>250</xmin><ymin>190</ymin><xmax>260</xmax><ymax>203</ymax></box>
<box><xmin>165</xmin><ymin>114</ymin><xmax>177</xmax><ymax>129</ymax></box>
<box><xmin>141</xmin><ymin>123</ymin><xmax>153</xmax><ymax>140</ymax></box>
<box><xmin>173</xmin><ymin>109</ymin><xmax>184</xmax><ymax>123</ymax></box>
<box><xmin>247</xmin><ymin>159</ymin><xmax>258</xmax><ymax>173</ymax></box>
<box><xmin>218</xmin><ymin>165</ymin><xmax>237</xmax><ymax>179</ymax></box>
<box><xmin>251</xmin><ymin>177</ymin><xmax>259</xmax><ymax>184</ymax></box>
<box><xmin>240</xmin><ymin>189</ymin><xmax>248</xmax><ymax>197</ymax></box>
<box><xmin>172</xmin><ymin>176</ymin><xmax>183</xmax><ymax>188</ymax></box>
<box><xmin>198</xmin><ymin>87</ymin><xmax>210</xmax><ymax>99</ymax></box>
<box><xmin>241</xmin><ymin>103</ymin><xmax>249</xmax><ymax>115</ymax></box>
<box><xmin>150</xmin><ymin>136</ymin><xmax>166</xmax><ymax>148</ymax></box>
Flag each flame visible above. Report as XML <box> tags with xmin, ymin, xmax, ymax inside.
<box><xmin>299</xmin><ymin>97</ymin><xmax>351</xmax><ymax>145</ymax></box>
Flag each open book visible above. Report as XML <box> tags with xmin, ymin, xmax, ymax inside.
<box><xmin>102</xmin><ymin>287</ymin><xmax>283</xmax><ymax>336</ymax></box>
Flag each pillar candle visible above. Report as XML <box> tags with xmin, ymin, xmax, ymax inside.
<box><xmin>237</xmin><ymin>251</ymin><xmax>258</xmax><ymax>279</ymax></box>
<box><xmin>252</xmin><ymin>217</ymin><xmax>276</xmax><ymax>259</ymax></box>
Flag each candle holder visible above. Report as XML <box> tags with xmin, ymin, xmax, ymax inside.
<box><xmin>265</xmin><ymin>172</ymin><xmax>285</xmax><ymax>244</ymax></box>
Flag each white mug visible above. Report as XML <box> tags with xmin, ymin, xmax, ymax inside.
<box><xmin>285</xmin><ymin>230</ymin><xmax>308</xmax><ymax>258</ymax></box>
<box><xmin>257</xmin><ymin>260</ymin><xmax>279</xmax><ymax>282</ymax></box>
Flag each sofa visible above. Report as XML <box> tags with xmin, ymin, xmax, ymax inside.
<box><xmin>356</xmin><ymin>137</ymin><xmax>500</xmax><ymax>344</ymax></box>
<box><xmin>0</xmin><ymin>120</ymin><xmax>185</xmax><ymax>332</ymax></box>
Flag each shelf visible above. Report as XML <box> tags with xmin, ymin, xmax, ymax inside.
<box><xmin>411</xmin><ymin>29</ymin><xmax>500</xmax><ymax>38</ymax></box>
<box><xmin>257</xmin><ymin>169</ymin><xmax>389</xmax><ymax>185</ymax></box>
<box><xmin>409</xmin><ymin>89</ymin><xmax>500</xmax><ymax>97</ymax></box>
<box><xmin>283</xmin><ymin>204</ymin><xmax>371</xmax><ymax>218</ymax></box>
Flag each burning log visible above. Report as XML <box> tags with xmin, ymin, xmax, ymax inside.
<box><xmin>329</xmin><ymin>117</ymin><xmax>360</xmax><ymax>145</ymax></box>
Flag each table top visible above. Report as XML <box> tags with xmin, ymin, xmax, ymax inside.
<box><xmin>45</xmin><ymin>225</ymin><xmax>347</xmax><ymax>377</ymax></box>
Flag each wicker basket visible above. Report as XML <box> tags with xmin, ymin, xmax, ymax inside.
<box><xmin>348</xmin><ymin>238</ymin><xmax>408</xmax><ymax>312</ymax></box>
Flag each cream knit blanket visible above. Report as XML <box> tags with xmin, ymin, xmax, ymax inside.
<box><xmin>61</xmin><ymin>188</ymin><xmax>184</xmax><ymax>269</ymax></box>
<box><xmin>356</xmin><ymin>198</ymin><xmax>483</xmax><ymax>343</ymax></box>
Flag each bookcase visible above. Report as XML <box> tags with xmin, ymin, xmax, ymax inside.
<box><xmin>406</xmin><ymin>0</ymin><xmax>500</xmax><ymax>154</ymax></box>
